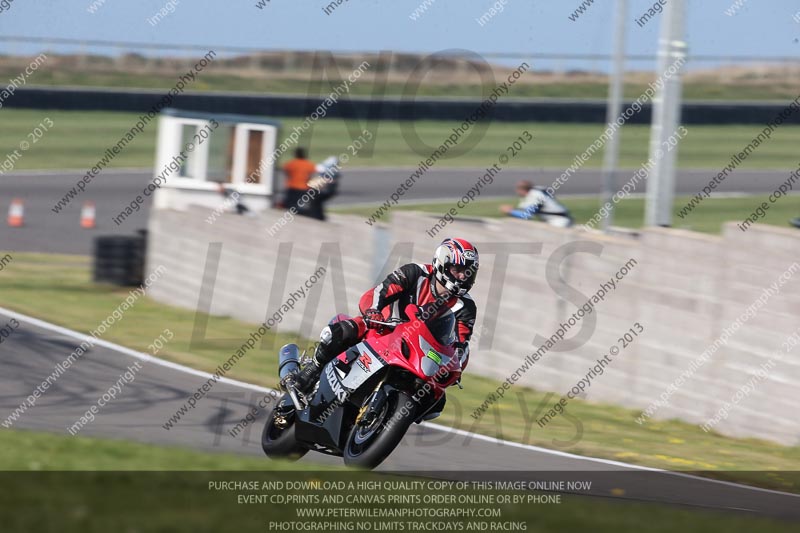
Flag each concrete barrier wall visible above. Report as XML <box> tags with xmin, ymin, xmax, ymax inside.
<box><xmin>146</xmin><ymin>206</ymin><xmax>800</xmax><ymax>445</ymax></box>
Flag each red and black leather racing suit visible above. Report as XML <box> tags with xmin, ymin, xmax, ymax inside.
<box><xmin>313</xmin><ymin>262</ymin><xmax>477</xmax><ymax>373</ymax></box>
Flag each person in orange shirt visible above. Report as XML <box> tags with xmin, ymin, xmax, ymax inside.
<box><xmin>282</xmin><ymin>147</ymin><xmax>317</xmax><ymax>211</ymax></box>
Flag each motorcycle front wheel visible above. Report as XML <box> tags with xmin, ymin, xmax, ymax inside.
<box><xmin>343</xmin><ymin>387</ymin><xmax>415</xmax><ymax>470</ymax></box>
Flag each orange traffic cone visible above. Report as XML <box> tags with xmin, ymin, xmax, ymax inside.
<box><xmin>80</xmin><ymin>201</ymin><xmax>96</xmax><ymax>229</ymax></box>
<box><xmin>7</xmin><ymin>199</ymin><xmax>24</xmax><ymax>227</ymax></box>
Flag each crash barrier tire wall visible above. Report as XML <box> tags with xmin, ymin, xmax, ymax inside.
<box><xmin>93</xmin><ymin>233</ymin><xmax>146</xmax><ymax>286</ymax></box>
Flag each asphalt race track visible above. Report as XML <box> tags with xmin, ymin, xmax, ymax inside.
<box><xmin>0</xmin><ymin>167</ymin><xmax>791</xmax><ymax>254</ymax></box>
<box><xmin>1</xmin><ymin>306</ymin><xmax>798</xmax><ymax>521</ymax></box>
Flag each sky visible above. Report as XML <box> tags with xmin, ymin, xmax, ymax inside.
<box><xmin>1</xmin><ymin>0</ymin><xmax>799</xmax><ymax>71</ymax></box>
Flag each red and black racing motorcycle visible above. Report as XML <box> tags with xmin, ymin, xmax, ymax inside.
<box><xmin>261</xmin><ymin>304</ymin><xmax>461</xmax><ymax>469</ymax></box>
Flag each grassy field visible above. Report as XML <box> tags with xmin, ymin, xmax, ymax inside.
<box><xmin>8</xmin><ymin>61</ymin><xmax>800</xmax><ymax>101</ymax></box>
<box><xmin>0</xmin><ymin>428</ymin><xmax>327</xmax><ymax>471</ymax></box>
<box><xmin>2</xmin><ymin>432</ymin><xmax>797</xmax><ymax>533</ymax></box>
<box><xmin>3</xmin><ymin>109</ymin><xmax>800</xmax><ymax>170</ymax></box>
<box><xmin>334</xmin><ymin>195</ymin><xmax>800</xmax><ymax>235</ymax></box>
<box><xmin>0</xmin><ymin>252</ymin><xmax>798</xmax><ymax>491</ymax></box>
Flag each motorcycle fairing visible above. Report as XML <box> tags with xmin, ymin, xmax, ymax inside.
<box><xmin>340</xmin><ymin>341</ymin><xmax>386</xmax><ymax>390</ymax></box>
<box><xmin>294</xmin><ymin>342</ymin><xmax>388</xmax><ymax>453</ymax></box>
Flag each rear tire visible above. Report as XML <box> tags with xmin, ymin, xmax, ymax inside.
<box><xmin>261</xmin><ymin>394</ymin><xmax>308</xmax><ymax>462</ymax></box>
<box><xmin>343</xmin><ymin>389</ymin><xmax>415</xmax><ymax>470</ymax></box>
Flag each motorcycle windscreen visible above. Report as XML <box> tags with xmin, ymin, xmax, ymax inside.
<box><xmin>424</xmin><ymin>310</ymin><xmax>457</xmax><ymax>346</ymax></box>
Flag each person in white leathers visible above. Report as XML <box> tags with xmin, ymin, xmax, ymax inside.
<box><xmin>500</xmin><ymin>180</ymin><xmax>573</xmax><ymax>228</ymax></box>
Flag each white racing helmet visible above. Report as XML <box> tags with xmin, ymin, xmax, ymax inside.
<box><xmin>432</xmin><ymin>238</ymin><xmax>479</xmax><ymax>296</ymax></box>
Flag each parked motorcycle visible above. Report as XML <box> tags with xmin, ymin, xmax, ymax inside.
<box><xmin>261</xmin><ymin>303</ymin><xmax>461</xmax><ymax>469</ymax></box>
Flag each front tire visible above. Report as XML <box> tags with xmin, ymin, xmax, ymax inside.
<box><xmin>261</xmin><ymin>394</ymin><xmax>308</xmax><ymax>461</ymax></box>
<box><xmin>343</xmin><ymin>388</ymin><xmax>415</xmax><ymax>470</ymax></box>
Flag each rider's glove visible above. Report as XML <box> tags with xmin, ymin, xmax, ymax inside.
<box><xmin>363</xmin><ymin>308</ymin><xmax>383</xmax><ymax>328</ymax></box>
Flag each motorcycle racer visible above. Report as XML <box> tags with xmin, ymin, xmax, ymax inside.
<box><xmin>281</xmin><ymin>238</ymin><xmax>479</xmax><ymax>410</ymax></box>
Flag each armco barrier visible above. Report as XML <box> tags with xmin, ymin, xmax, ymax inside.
<box><xmin>9</xmin><ymin>86</ymin><xmax>800</xmax><ymax>124</ymax></box>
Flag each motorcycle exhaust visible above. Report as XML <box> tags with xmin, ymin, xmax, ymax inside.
<box><xmin>278</xmin><ymin>344</ymin><xmax>301</xmax><ymax>380</ymax></box>
<box><xmin>278</xmin><ymin>344</ymin><xmax>307</xmax><ymax>411</ymax></box>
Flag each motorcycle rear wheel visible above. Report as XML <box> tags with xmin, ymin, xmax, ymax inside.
<box><xmin>343</xmin><ymin>388</ymin><xmax>415</xmax><ymax>470</ymax></box>
<box><xmin>261</xmin><ymin>393</ymin><xmax>308</xmax><ymax>462</ymax></box>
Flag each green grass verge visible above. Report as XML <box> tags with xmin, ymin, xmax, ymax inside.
<box><xmin>0</xmin><ymin>252</ymin><xmax>798</xmax><ymax>491</ymax></box>
<box><xmin>4</xmin><ymin>109</ymin><xmax>800</xmax><ymax>170</ymax></box>
<box><xmin>0</xmin><ymin>428</ymin><xmax>328</xmax><ymax>471</ymax></box>
<box><xmin>333</xmin><ymin>195</ymin><xmax>800</xmax><ymax>235</ymax></box>
<box><xmin>2</xmin><ymin>430</ymin><xmax>797</xmax><ymax>533</ymax></box>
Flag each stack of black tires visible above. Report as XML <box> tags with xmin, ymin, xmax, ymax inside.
<box><xmin>92</xmin><ymin>231</ymin><xmax>147</xmax><ymax>286</ymax></box>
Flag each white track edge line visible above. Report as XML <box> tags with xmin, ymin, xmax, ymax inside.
<box><xmin>0</xmin><ymin>306</ymin><xmax>270</xmax><ymax>394</ymax></box>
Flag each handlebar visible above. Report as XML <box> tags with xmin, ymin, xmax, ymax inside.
<box><xmin>364</xmin><ymin>317</ymin><xmax>407</xmax><ymax>328</ymax></box>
